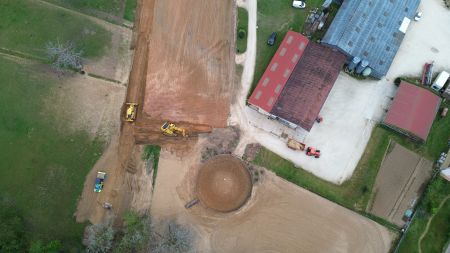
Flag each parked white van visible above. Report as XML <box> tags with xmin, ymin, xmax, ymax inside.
<box><xmin>292</xmin><ymin>1</ymin><xmax>306</xmax><ymax>9</ymax></box>
<box><xmin>432</xmin><ymin>71</ymin><xmax>450</xmax><ymax>91</ymax></box>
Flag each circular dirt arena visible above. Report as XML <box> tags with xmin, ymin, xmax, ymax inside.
<box><xmin>196</xmin><ymin>155</ymin><xmax>252</xmax><ymax>212</ymax></box>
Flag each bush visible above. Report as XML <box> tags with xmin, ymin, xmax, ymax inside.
<box><xmin>238</xmin><ymin>29</ymin><xmax>247</xmax><ymax>39</ymax></box>
<box><xmin>0</xmin><ymin>197</ymin><xmax>27</xmax><ymax>253</ymax></box>
<box><xmin>29</xmin><ymin>240</ymin><xmax>62</xmax><ymax>253</ymax></box>
<box><xmin>114</xmin><ymin>212</ymin><xmax>151</xmax><ymax>253</ymax></box>
<box><xmin>151</xmin><ymin>221</ymin><xmax>195</xmax><ymax>253</ymax></box>
<box><xmin>85</xmin><ymin>221</ymin><xmax>115</xmax><ymax>253</ymax></box>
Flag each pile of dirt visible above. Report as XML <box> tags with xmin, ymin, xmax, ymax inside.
<box><xmin>201</xmin><ymin>126</ymin><xmax>240</xmax><ymax>161</ymax></box>
<box><xmin>196</xmin><ymin>155</ymin><xmax>252</xmax><ymax>212</ymax></box>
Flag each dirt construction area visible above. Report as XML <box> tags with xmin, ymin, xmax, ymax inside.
<box><xmin>369</xmin><ymin>142</ymin><xmax>433</xmax><ymax>226</ymax></box>
<box><xmin>151</xmin><ymin>144</ymin><xmax>393</xmax><ymax>253</ymax></box>
<box><xmin>142</xmin><ymin>0</ymin><xmax>234</xmax><ymax>128</ymax></box>
<box><xmin>76</xmin><ymin>0</ymin><xmax>236</xmax><ymax>223</ymax></box>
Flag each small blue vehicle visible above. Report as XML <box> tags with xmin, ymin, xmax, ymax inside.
<box><xmin>94</xmin><ymin>172</ymin><xmax>107</xmax><ymax>193</ymax></box>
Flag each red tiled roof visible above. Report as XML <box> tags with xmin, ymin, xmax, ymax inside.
<box><xmin>271</xmin><ymin>43</ymin><xmax>346</xmax><ymax>131</ymax></box>
<box><xmin>248</xmin><ymin>31</ymin><xmax>309</xmax><ymax>113</ymax></box>
<box><xmin>384</xmin><ymin>81</ymin><xmax>441</xmax><ymax>141</ymax></box>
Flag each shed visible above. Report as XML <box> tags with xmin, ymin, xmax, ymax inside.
<box><xmin>322</xmin><ymin>0</ymin><xmax>421</xmax><ymax>79</ymax></box>
<box><xmin>383</xmin><ymin>81</ymin><xmax>441</xmax><ymax>141</ymax></box>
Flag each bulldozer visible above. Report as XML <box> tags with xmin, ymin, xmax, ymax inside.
<box><xmin>125</xmin><ymin>103</ymin><xmax>138</xmax><ymax>122</ymax></box>
<box><xmin>160</xmin><ymin>122</ymin><xmax>187</xmax><ymax>137</ymax></box>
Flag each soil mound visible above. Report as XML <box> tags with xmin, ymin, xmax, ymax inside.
<box><xmin>196</xmin><ymin>155</ymin><xmax>252</xmax><ymax>212</ymax></box>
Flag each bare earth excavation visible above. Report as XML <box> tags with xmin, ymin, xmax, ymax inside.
<box><xmin>76</xmin><ymin>0</ymin><xmax>394</xmax><ymax>252</ymax></box>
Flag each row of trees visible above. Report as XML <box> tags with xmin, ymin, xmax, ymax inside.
<box><xmin>85</xmin><ymin>212</ymin><xmax>195</xmax><ymax>253</ymax></box>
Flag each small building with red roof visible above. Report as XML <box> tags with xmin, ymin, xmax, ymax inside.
<box><xmin>248</xmin><ymin>31</ymin><xmax>345</xmax><ymax>131</ymax></box>
<box><xmin>383</xmin><ymin>81</ymin><xmax>441</xmax><ymax>142</ymax></box>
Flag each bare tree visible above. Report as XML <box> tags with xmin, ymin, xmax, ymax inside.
<box><xmin>45</xmin><ymin>40</ymin><xmax>83</xmax><ymax>72</ymax></box>
<box><xmin>151</xmin><ymin>220</ymin><xmax>195</xmax><ymax>253</ymax></box>
<box><xmin>85</xmin><ymin>220</ymin><xmax>115</xmax><ymax>253</ymax></box>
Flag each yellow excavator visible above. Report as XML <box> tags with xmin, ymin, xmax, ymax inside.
<box><xmin>125</xmin><ymin>103</ymin><xmax>138</xmax><ymax>122</ymax></box>
<box><xmin>160</xmin><ymin>122</ymin><xmax>187</xmax><ymax>137</ymax></box>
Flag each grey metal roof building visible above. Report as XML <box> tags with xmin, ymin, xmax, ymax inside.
<box><xmin>322</xmin><ymin>0</ymin><xmax>421</xmax><ymax>79</ymax></box>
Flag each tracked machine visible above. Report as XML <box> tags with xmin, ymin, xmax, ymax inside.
<box><xmin>160</xmin><ymin>122</ymin><xmax>187</xmax><ymax>137</ymax></box>
<box><xmin>125</xmin><ymin>103</ymin><xmax>138</xmax><ymax>122</ymax></box>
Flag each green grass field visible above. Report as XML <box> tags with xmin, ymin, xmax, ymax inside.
<box><xmin>124</xmin><ymin>0</ymin><xmax>138</xmax><ymax>22</ymax></box>
<box><xmin>44</xmin><ymin>0</ymin><xmax>124</xmax><ymax>19</ymax></box>
<box><xmin>0</xmin><ymin>56</ymin><xmax>104</xmax><ymax>251</ymax></box>
<box><xmin>0</xmin><ymin>0</ymin><xmax>111</xmax><ymax>60</ymax></box>
<box><xmin>236</xmin><ymin>7</ymin><xmax>248</xmax><ymax>53</ymax></box>
<box><xmin>398</xmin><ymin>177</ymin><xmax>450</xmax><ymax>253</ymax></box>
<box><xmin>250</xmin><ymin>0</ymin><xmax>328</xmax><ymax>96</ymax></box>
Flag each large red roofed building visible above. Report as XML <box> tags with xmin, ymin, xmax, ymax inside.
<box><xmin>384</xmin><ymin>81</ymin><xmax>441</xmax><ymax>141</ymax></box>
<box><xmin>248</xmin><ymin>31</ymin><xmax>309</xmax><ymax>113</ymax></box>
<box><xmin>248</xmin><ymin>31</ymin><xmax>345</xmax><ymax>131</ymax></box>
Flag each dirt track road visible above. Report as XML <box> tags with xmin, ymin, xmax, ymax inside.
<box><xmin>151</xmin><ymin>147</ymin><xmax>393</xmax><ymax>253</ymax></box>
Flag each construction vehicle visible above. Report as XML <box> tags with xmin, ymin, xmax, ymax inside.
<box><xmin>94</xmin><ymin>172</ymin><xmax>107</xmax><ymax>193</ymax></box>
<box><xmin>306</xmin><ymin>147</ymin><xmax>321</xmax><ymax>158</ymax></box>
<box><xmin>287</xmin><ymin>138</ymin><xmax>305</xmax><ymax>151</ymax></box>
<box><xmin>160</xmin><ymin>122</ymin><xmax>187</xmax><ymax>137</ymax></box>
<box><xmin>125</xmin><ymin>103</ymin><xmax>138</xmax><ymax>122</ymax></box>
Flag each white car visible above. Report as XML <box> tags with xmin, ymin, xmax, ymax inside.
<box><xmin>414</xmin><ymin>12</ymin><xmax>422</xmax><ymax>21</ymax></box>
<box><xmin>292</xmin><ymin>1</ymin><xmax>306</xmax><ymax>9</ymax></box>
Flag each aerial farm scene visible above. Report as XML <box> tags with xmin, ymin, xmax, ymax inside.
<box><xmin>1</xmin><ymin>0</ymin><xmax>450</xmax><ymax>252</ymax></box>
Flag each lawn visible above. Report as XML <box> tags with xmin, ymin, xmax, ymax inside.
<box><xmin>236</xmin><ymin>7</ymin><xmax>248</xmax><ymax>53</ymax></box>
<box><xmin>398</xmin><ymin>177</ymin><xmax>450</xmax><ymax>253</ymax></box>
<box><xmin>44</xmin><ymin>0</ymin><xmax>124</xmax><ymax>19</ymax></box>
<box><xmin>0</xmin><ymin>56</ymin><xmax>104</xmax><ymax>251</ymax></box>
<box><xmin>250</xmin><ymin>0</ymin><xmax>329</xmax><ymax>96</ymax></box>
<box><xmin>124</xmin><ymin>0</ymin><xmax>138</xmax><ymax>22</ymax></box>
<box><xmin>0</xmin><ymin>0</ymin><xmax>111</xmax><ymax>60</ymax></box>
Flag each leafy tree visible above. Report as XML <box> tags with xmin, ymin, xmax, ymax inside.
<box><xmin>29</xmin><ymin>240</ymin><xmax>62</xmax><ymax>253</ymax></box>
<box><xmin>85</xmin><ymin>220</ymin><xmax>115</xmax><ymax>253</ymax></box>
<box><xmin>114</xmin><ymin>211</ymin><xmax>151</xmax><ymax>253</ymax></box>
<box><xmin>151</xmin><ymin>220</ymin><xmax>195</xmax><ymax>253</ymax></box>
<box><xmin>0</xmin><ymin>196</ymin><xmax>27</xmax><ymax>253</ymax></box>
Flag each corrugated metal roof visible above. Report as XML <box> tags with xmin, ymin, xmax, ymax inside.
<box><xmin>384</xmin><ymin>81</ymin><xmax>441</xmax><ymax>141</ymax></box>
<box><xmin>322</xmin><ymin>0</ymin><xmax>421</xmax><ymax>78</ymax></box>
<box><xmin>248</xmin><ymin>31</ymin><xmax>309</xmax><ymax>112</ymax></box>
<box><xmin>271</xmin><ymin>43</ymin><xmax>346</xmax><ymax>131</ymax></box>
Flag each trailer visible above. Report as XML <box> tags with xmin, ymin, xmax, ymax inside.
<box><xmin>287</xmin><ymin>138</ymin><xmax>305</xmax><ymax>151</ymax></box>
<box><xmin>431</xmin><ymin>71</ymin><xmax>450</xmax><ymax>91</ymax></box>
